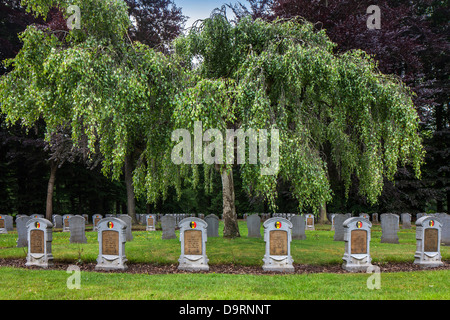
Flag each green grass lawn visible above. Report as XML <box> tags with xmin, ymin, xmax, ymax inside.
<box><xmin>0</xmin><ymin>220</ymin><xmax>449</xmax><ymax>300</ymax></box>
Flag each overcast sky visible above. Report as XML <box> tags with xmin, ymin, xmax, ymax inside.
<box><xmin>175</xmin><ymin>0</ymin><xmax>242</xmax><ymax>30</ymax></box>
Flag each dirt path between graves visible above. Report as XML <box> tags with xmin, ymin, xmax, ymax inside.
<box><xmin>0</xmin><ymin>258</ymin><xmax>449</xmax><ymax>275</ymax></box>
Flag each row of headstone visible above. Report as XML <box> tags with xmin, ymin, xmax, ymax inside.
<box><xmin>19</xmin><ymin>212</ymin><xmax>448</xmax><ymax>271</ymax></box>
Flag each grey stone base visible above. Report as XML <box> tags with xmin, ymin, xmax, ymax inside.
<box><xmin>177</xmin><ymin>264</ymin><xmax>209</xmax><ymax>272</ymax></box>
<box><xmin>95</xmin><ymin>264</ymin><xmax>128</xmax><ymax>271</ymax></box>
<box><xmin>26</xmin><ymin>256</ymin><xmax>54</xmax><ymax>269</ymax></box>
<box><xmin>262</xmin><ymin>265</ymin><xmax>295</xmax><ymax>273</ymax></box>
<box><xmin>342</xmin><ymin>263</ymin><xmax>373</xmax><ymax>273</ymax></box>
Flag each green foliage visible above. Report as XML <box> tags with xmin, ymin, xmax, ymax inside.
<box><xmin>0</xmin><ymin>2</ymin><xmax>424</xmax><ymax>214</ymax></box>
<box><xmin>172</xmin><ymin>14</ymin><xmax>424</xmax><ymax>212</ymax></box>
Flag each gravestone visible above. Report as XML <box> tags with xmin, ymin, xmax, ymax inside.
<box><xmin>4</xmin><ymin>215</ymin><xmax>13</xmax><ymax>231</ymax></box>
<box><xmin>16</xmin><ymin>216</ymin><xmax>31</xmax><ymax>247</ymax></box>
<box><xmin>414</xmin><ymin>216</ymin><xmax>444</xmax><ymax>268</ymax></box>
<box><xmin>372</xmin><ymin>213</ymin><xmax>378</xmax><ymax>223</ymax></box>
<box><xmin>161</xmin><ymin>215</ymin><xmax>176</xmax><ymax>239</ymax></box>
<box><xmin>401</xmin><ymin>213</ymin><xmax>411</xmax><ymax>229</ymax></box>
<box><xmin>262</xmin><ymin>218</ymin><xmax>294</xmax><ymax>273</ymax></box>
<box><xmin>118</xmin><ymin>215</ymin><xmax>133</xmax><ymax>242</ymax></box>
<box><xmin>69</xmin><ymin>215</ymin><xmax>87</xmax><ymax>244</ymax></box>
<box><xmin>380</xmin><ymin>213</ymin><xmax>399</xmax><ymax>244</ymax></box>
<box><xmin>30</xmin><ymin>214</ymin><xmax>44</xmax><ymax>219</ymax></box>
<box><xmin>342</xmin><ymin>217</ymin><xmax>373</xmax><ymax>272</ymax></box>
<box><xmin>62</xmin><ymin>214</ymin><xmax>74</xmax><ymax>232</ymax></box>
<box><xmin>52</xmin><ymin>215</ymin><xmax>63</xmax><ymax>229</ymax></box>
<box><xmin>93</xmin><ymin>214</ymin><xmax>103</xmax><ymax>230</ymax></box>
<box><xmin>0</xmin><ymin>216</ymin><xmax>7</xmax><ymax>234</ymax></box>
<box><xmin>26</xmin><ymin>218</ymin><xmax>53</xmax><ymax>268</ymax></box>
<box><xmin>334</xmin><ymin>213</ymin><xmax>352</xmax><ymax>241</ymax></box>
<box><xmin>82</xmin><ymin>214</ymin><xmax>89</xmax><ymax>224</ymax></box>
<box><xmin>359</xmin><ymin>213</ymin><xmax>370</xmax><ymax>221</ymax></box>
<box><xmin>416</xmin><ymin>213</ymin><xmax>426</xmax><ymax>221</ymax></box>
<box><xmin>247</xmin><ymin>214</ymin><xmax>261</xmax><ymax>238</ymax></box>
<box><xmin>291</xmin><ymin>215</ymin><xmax>306</xmax><ymax>240</ymax></box>
<box><xmin>146</xmin><ymin>214</ymin><xmax>156</xmax><ymax>231</ymax></box>
<box><xmin>95</xmin><ymin>218</ymin><xmax>128</xmax><ymax>271</ymax></box>
<box><xmin>305</xmin><ymin>214</ymin><xmax>315</xmax><ymax>231</ymax></box>
<box><xmin>204</xmin><ymin>214</ymin><xmax>219</xmax><ymax>238</ymax></box>
<box><xmin>436</xmin><ymin>213</ymin><xmax>450</xmax><ymax>246</ymax></box>
<box><xmin>178</xmin><ymin>218</ymin><xmax>209</xmax><ymax>271</ymax></box>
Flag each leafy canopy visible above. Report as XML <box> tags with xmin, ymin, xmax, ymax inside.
<box><xmin>0</xmin><ymin>2</ymin><xmax>424</xmax><ymax>213</ymax></box>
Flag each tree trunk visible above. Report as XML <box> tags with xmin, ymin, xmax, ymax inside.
<box><xmin>221</xmin><ymin>167</ymin><xmax>240</xmax><ymax>238</ymax></box>
<box><xmin>319</xmin><ymin>203</ymin><xmax>327</xmax><ymax>224</ymax></box>
<box><xmin>45</xmin><ymin>161</ymin><xmax>57</xmax><ymax>220</ymax></box>
<box><xmin>124</xmin><ymin>154</ymin><xmax>137</xmax><ymax>223</ymax></box>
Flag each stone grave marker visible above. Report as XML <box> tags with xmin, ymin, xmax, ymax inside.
<box><xmin>380</xmin><ymin>213</ymin><xmax>399</xmax><ymax>244</ymax></box>
<box><xmin>372</xmin><ymin>213</ymin><xmax>378</xmax><ymax>223</ymax></box>
<box><xmin>247</xmin><ymin>214</ymin><xmax>261</xmax><ymax>238</ymax></box>
<box><xmin>69</xmin><ymin>215</ymin><xmax>87</xmax><ymax>244</ymax></box>
<box><xmin>305</xmin><ymin>214</ymin><xmax>315</xmax><ymax>231</ymax></box>
<box><xmin>359</xmin><ymin>213</ymin><xmax>370</xmax><ymax>220</ymax></box>
<box><xmin>161</xmin><ymin>215</ymin><xmax>177</xmax><ymax>239</ymax></box>
<box><xmin>0</xmin><ymin>215</ymin><xmax>7</xmax><ymax>234</ymax></box>
<box><xmin>401</xmin><ymin>213</ymin><xmax>411</xmax><ymax>229</ymax></box>
<box><xmin>16</xmin><ymin>216</ymin><xmax>31</xmax><ymax>247</ymax></box>
<box><xmin>416</xmin><ymin>213</ymin><xmax>426</xmax><ymax>221</ymax></box>
<box><xmin>95</xmin><ymin>218</ymin><xmax>128</xmax><ymax>271</ymax></box>
<box><xmin>146</xmin><ymin>214</ymin><xmax>156</xmax><ymax>231</ymax></box>
<box><xmin>4</xmin><ymin>215</ymin><xmax>13</xmax><ymax>231</ymax></box>
<box><xmin>26</xmin><ymin>218</ymin><xmax>53</xmax><ymax>268</ymax></box>
<box><xmin>262</xmin><ymin>218</ymin><xmax>294</xmax><ymax>273</ymax></box>
<box><xmin>414</xmin><ymin>216</ymin><xmax>444</xmax><ymax>268</ymax></box>
<box><xmin>63</xmin><ymin>214</ymin><xmax>74</xmax><ymax>232</ymax></box>
<box><xmin>178</xmin><ymin>218</ymin><xmax>209</xmax><ymax>271</ymax></box>
<box><xmin>52</xmin><ymin>215</ymin><xmax>63</xmax><ymax>229</ymax></box>
<box><xmin>118</xmin><ymin>215</ymin><xmax>133</xmax><ymax>242</ymax></box>
<box><xmin>436</xmin><ymin>213</ymin><xmax>450</xmax><ymax>246</ymax></box>
<box><xmin>291</xmin><ymin>215</ymin><xmax>306</xmax><ymax>240</ymax></box>
<box><xmin>93</xmin><ymin>214</ymin><xmax>103</xmax><ymax>230</ymax></box>
<box><xmin>342</xmin><ymin>217</ymin><xmax>373</xmax><ymax>272</ymax></box>
<box><xmin>30</xmin><ymin>214</ymin><xmax>44</xmax><ymax>219</ymax></box>
<box><xmin>334</xmin><ymin>213</ymin><xmax>352</xmax><ymax>241</ymax></box>
<box><xmin>204</xmin><ymin>214</ymin><xmax>219</xmax><ymax>238</ymax></box>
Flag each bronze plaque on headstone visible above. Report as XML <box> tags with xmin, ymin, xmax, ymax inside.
<box><xmin>147</xmin><ymin>217</ymin><xmax>153</xmax><ymax>226</ymax></box>
<box><xmin>64</xmin><ymin>218</ymin><xmax>69</xmax><ymax>227</ymax></box>
<box><xmin>307</xmin><ymin>218</ymin><xmax>313</xmax><ymax>225</ymax></box>
<box><xmin>102</xmin><ymin>230</ymin><xmax>119</xmax><ymax>256</ymax></box>
<box><xmin>0</xmin><ymin>219</ymin><xmax>4</xmax><ymax>228</ymax></box>
<box><xmin>351</xmin><ymin>230</ymin><xmax>367</xmax><ymax>254</ymax></box>
<box><xmin>424</xmin><ymin>228</ymin><xmax>438</xmax><ymax>252</ymax></box>
<box><xmin>30</xmin><ymin>229</ymin><xmax>44</xmax><ymax>254</ymax></box>
<box><xmin>270</xmin><ymin>230</ymin><xmax>288</xmax><ymax>255</ymax></box>
<box><xmin>94</xmin><ymin>218</ymin><xmax>100</xmax><ymax>226</ymax></box>
<box><xmin>184</xmin><ymin>230</ymin><xmax>202</xmax><ymax>255</ymax></box>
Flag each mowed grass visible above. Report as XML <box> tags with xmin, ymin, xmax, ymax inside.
<box><xmin>0</xmin><ymin>266</ymin><xmax>448</xmax><ymax>300</ymax></box>
<box><xmin>0</xmin><ymin>220</ymin><xmax>449</xmax><ymax>300</ymax></box>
